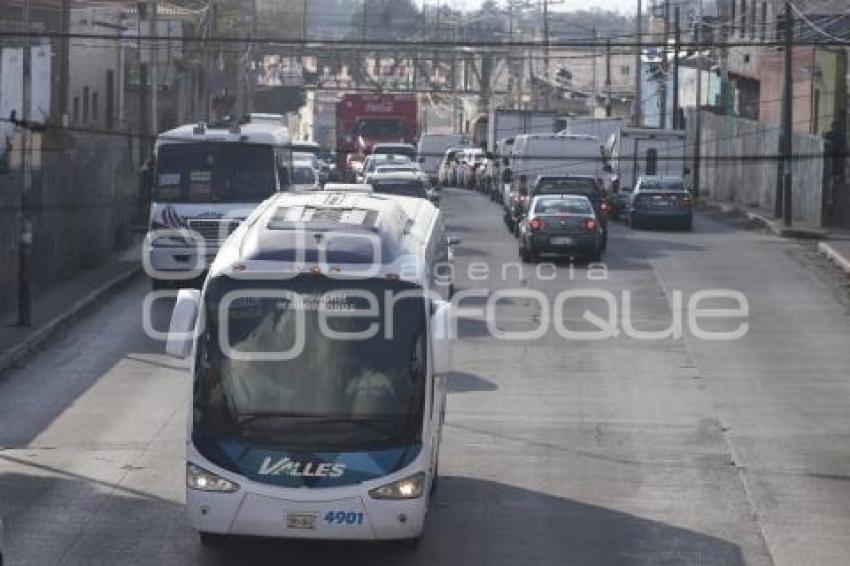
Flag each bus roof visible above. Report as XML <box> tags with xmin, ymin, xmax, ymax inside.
<box><xmin>210</xmin><ymin>191</ymin><xmax>439</xmax><ymax>282</ymax></box>
<box><xmin>156</xmin><ymin>121</ymin><xmax>291</xmax><ymax>149</ymax></box>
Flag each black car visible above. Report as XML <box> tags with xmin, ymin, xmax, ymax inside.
<box><xmin>627</xmin><ymin>176</ymin><xmax>693</xmax><ymax>230</ymax></box>
<box><xmin>518</xmin><ymin>195</ymin><xmax>605</xmax><ymax>262</ymax></box>
<box><xmin>528</xmin><ymin>175</ymin><xmax>612</xmax><ymax>249</ymax></box>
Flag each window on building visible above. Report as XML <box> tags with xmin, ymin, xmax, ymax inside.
<box><xmin>750</xmin><ymin>0</ymin><xmax>756</xmax><ymax>39</ymax></box>
<box><xmin>83</xmin><ymin>86</ymin><xmax>90</xmax><ymax>123</ymax></box>
<box><xmin>92</xmin><ymin>92</ymin><xmax>99</xmax><ymax>122</ymax></box>
<box><xmin>741</xmin><ymin>0</ymin><xmax>747</xmax><ymax>36</ymax></box>
<box><xmin>731</xmin><ymin>0</ymin><xmax>736</xmax><ymax>32</ymax></box>
<box><xmin>761</xmin><ymin>2</ymin><xmax>767</xmax><ymax>41</ymax></box>
<box><xmin>73</xmin><ymin>97</ymin><xmax>80</xmax><ymax>123</ymax></box>
<box><xmin>646</xmin><ymin>148</ymin><xmax>658</xmax><ymax>175</ymax></box>
<box><xmin>621</xmin><ymin>65</ymin><xmax>630</xmax><ymax>76</ymax></box>
<box><xmin>812</xmin><ymin>89</ymin><xmax>820</xmax><ymax>135</ymax></box>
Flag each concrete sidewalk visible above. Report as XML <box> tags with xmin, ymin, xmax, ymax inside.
<box><xmin>699</xmin><ymin>200</ymin><xmax>830</xmax><ymax>239</ymax></box>
<box><xmin>0</xmin><ymin>243</ymin><xmax>142</xmax><ymax>375</ymax></box>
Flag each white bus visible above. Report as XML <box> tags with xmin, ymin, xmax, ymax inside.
<box><xmin>145</xmin><ymin>116</ymin><xmax>292</xmax><ymax>289</ymax></box>
<box><xmin>165</xmin><ymin>190</ymin><xmax>456</xmax><ymax>546</ymax></box>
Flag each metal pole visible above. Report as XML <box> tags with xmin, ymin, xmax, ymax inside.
<box><xmin>59</xmin><ymin>0</ymin><xmax>70</xmax><ymax>126</ymax></box>
<box><xmin>362</xmin><ymin>0</ymin><xmax>368</xmax><ymax>42</ymax></box>
<box><xmin>592</xmin><ymin>27</ymin><xmax>597</xmax><ymax>115</ymax></box>
<box><xmin>150</xmin><ymin>0</ymin><xmax>158</xmax><ymax>135</ymax></box>
<box><xmin>692</xmin><ymin>0</ymin><xmax>703</xmax><ymax>199</ymax></box>
<box><xmin>302</xmin><ymin>0</ymin><xmax>308</xmax><ymax>41</ymax></box>
<box><xmin>672</xmin><ymin>6</ymin><xmax>680</xmax><ymax>129</ymax></box>
<box><xmin>543</xmin><ymin>0</ymin><xmax>550</xmax><ymax>81</ymax></box>
<box><xmin>18</xmin><ymin>0</ymin><xmax>33</xmax><ymax>327</ymax></box>
<box><xmin>632</xmin><ymin>0</ymin><xmax>642</xmax><ymax>126</ymax></box>
<box><xmin>605</xmin><ymin>37</ymin><xmax>612</xmax><ymax>117</ymax></box>
<box><xmin>780</xmin><ymin>0</ymin><xmax>793</xmax><ymax>225</ymax></box>
<box><xmin>660</xmin><ymin>0</ymin><xmax>669</xmax><ymax>128</ymax></box>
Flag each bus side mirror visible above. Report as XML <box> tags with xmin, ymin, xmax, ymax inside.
<box><xmin>166</xmin><ymin>289</ymin><xmax>200</xmax><ymax>359</ymax></box>
<box><xmin>431</xmin><ymin>300</ymin><xmax>453</xmax><ymax>376</ymax></box>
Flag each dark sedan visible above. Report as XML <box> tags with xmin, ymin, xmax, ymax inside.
<box><xmin>518</xmin><ymin>195</ymin><xmax>605</xmax><ymax>263</ymax></box>
<box><xmin>628</xmin><ymin>176</ymin><xmax>693</xmax><ymax>230</ymax></box>
<box><xmin>528</xmin><ymin>175</ymin><xmax>613</xmax><ymax>249</ymax></box>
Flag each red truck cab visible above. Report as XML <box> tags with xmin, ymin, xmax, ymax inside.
<box><xmin>336</xmin><ymin>94</ymin><xmax>418</xmax><ymax>180</ymax></box>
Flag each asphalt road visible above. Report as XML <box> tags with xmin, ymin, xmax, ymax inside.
<box><xmin>2</xmin><ymin>188</ymin><xmax>850</xmax><ymax>565</ymax></box>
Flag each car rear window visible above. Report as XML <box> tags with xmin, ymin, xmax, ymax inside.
<box><xmin>534</xmin><ymin>198</ymin><xmax>592</xmax><ymax>215</ymax></box>
<box><xmin>641</xmin><ymin>180</ymin><xmax>686</xmax><ymax>192</ymax></box>
<box><xmin>535</xmin><ymin>178</ymin><xmax>601</xmax><ymax>198</ymax></box>
<box><xmin>371</xmin><ymin>180</ymin><xmax>427</xmax><ymax>198</ymax></box>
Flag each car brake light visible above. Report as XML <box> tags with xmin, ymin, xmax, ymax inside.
<box><xmin>530</xmin><ymin>218</ymin><xmax>543</xmax><ymax>231</ymax></box>
<box><xmin>681</xmin><ymin>196</ymin><xmax>692</xmax><ymax>207</ymax></box>
<box><xmin>580</xmin><ymin>219</ymin><xmax>597</xmax><ymax>231</ymax></box>
<box><xmin>600</xmin><ymin>202</ymin><xmax>610</xmax><ymax>212</ymax></box>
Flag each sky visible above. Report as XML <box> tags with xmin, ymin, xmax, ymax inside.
<box><xmin>442</xmin><ymin>0</ymin><xmax>638</xmax><ymax>14</ymax></box>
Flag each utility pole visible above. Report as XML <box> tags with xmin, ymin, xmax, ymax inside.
<box><xmin>605</xmin><ymin>37</ymin><xmax>612</xmax><ymax>117</ymax></box>
<box><xmin>719</xmin><ymin>20</ymin><xmax>731</xmax><ymax>115</ymax></box>
<box><xmin>692</xmin><ymin>0</ymin><xmax>703</xmax><ymax>199</ymax></box>
<box><xmin>150</xmin><ymin>0</ymin><xmax>159</xmax><ymax>136</ymax></box>
<box><xmin>543</xmin><ymin>0</ymin><xmax>550</xmax><ymax>82</ymax></box>
<box><xmin>59</xmin><ymin>0</ymin><xmax>70</xmax><ymax>127</ymax></box>
<box><xmin>778</xmin><ymin>0</ymin><xmax>793</xmax><ymax>224</ymax></box>
<box><xmin>672</xmin><ymin>6</ymin><xmax>680</xmax><ymax>129</ymax></box>
<box><xmin>659</xmin><ymin>0</ymin><xmax>669</xmax><ymax>128</ymax></box>
<box><xmin>17</xmin><ymin>0</ymin><xmax>33</xmax><ymax>327</ymax></box>
<box><xmin>632</xmin><ymin>0</ymin><xmax>642</xmax><ymax>126</ymax></box>
<box><xmin>591</xmin><ymin>27</ymin><xmax>598</xmax><ymax>116</ymax></box>
<box><xmin>362</xmin><ymin>0</ymin><xmax>368</xmax><ymax>42</ymax></box>
<box><xmin>302</xmin><ymin>0</ymin><xmax>308</xmax><ymax>41</ymax></box>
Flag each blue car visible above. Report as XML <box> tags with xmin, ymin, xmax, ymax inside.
<box><xmin>627</xmin><ymin>176</ymin><xmax>693</xmax><ymax>231</ymax></box>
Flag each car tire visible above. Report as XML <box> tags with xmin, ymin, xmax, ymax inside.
<box><xmin>587</xmin><ymin>246</ymin><xmax>603</xmax><ymax>263</ymax></box>
<box><xmin>629</xmin><ymin>215</ymin><xmax>641</xmax><ymax>230</ymax></box>
<box><xmin>394</xmin><ymin>536</ymin><xmax>422</xmax><ymax>551</ymax></box>
<box><xmin>683</xmin><ymin>219</ymin><xmax>693</xmax><ymax>231</ymax></box>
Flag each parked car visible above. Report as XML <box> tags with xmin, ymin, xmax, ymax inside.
<box><xmin>627</xmin><ymin>176</ymin><xmax>693</xmax><ymax>230</ymax></box>
<box><xmin>368</xmin><ymin>172</ymin><xmax>434</xmax><ymax>204</ymax></box>
<box><xmin>528</xmin><ymin>175</ymin><xmax>612</xmax><ymax>249</ymax></box>
<box><xmin>418</xmin><ymin>133</ymin><xmax>469</xmax><ymax>184</ymax></box>
<box><xmin>359</xmin><ymin>153</ymin><xmax>413</xmax><ymax>182</ymax></box>
<box><xmin>291</xmin><ymin>160</ymin><xmax>320</xmax><ymax>192</ymax></box>
<box><xmin>438</xmin><ymin>147</ymin><xmax>465</xmax><ymax>187</ymax></box>
<box><xmin>518</xmin><ymin>195</ymin><xmax>605</xmax><ymax>262</ymax></box>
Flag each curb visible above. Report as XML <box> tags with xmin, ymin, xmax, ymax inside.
<box><xmin>818</xmin><ymin>242</ymin><xmax>850</xmax><ymax>275</ymax></box>
<box><xmin>744</xmin><ymin>211</ymin><xmax>829</xmax><ymax>240</ymax></box>
<box><xmin>698</xmin><ymin>200</ymin><xmax>828</xmax><ymax>239</ymax></box>
<box><xmin>0</xmin><ymin>264</ymin><xmax>142</xmax><ymax>376</ymax></box>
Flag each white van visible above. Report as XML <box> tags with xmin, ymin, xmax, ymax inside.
<box><xmin>145</xmin><ymin>116</ymin><xmax>292</xmax><ymax>289</ymax></box>
<box><xmin>510</xmin><ymin>133</ymin><xmax>603</xmax><ymax>197</ymax></box>
<box><xmin>165</xmin><ymin>190</ymin><xmax>456</xmax><ymax>546</ymax></box>
<box><xmin>417</xmin><ymin>133</ymin><xmax>469</xmax><ymax>183</ymax></box>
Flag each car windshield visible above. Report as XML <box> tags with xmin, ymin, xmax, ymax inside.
<box><xmin>194</xmin><ymin>276</ymin><xmax>428</xmax><ymax>451</ymax></box>
<box><xmin>355</xmin><ymin>119</ymin><xmax>404</xmax><ymax>138</ymax></box>
<box><xmin>154</xmin><ymin>143</ymin><xmax>276</xmax><ymax>203</ymax></box>
<box><xmin>534</xmin><ymin>198</ymin><xmax>592</xmax><ymax>215</ymax></box>
<box><xmin>292</xmin><ymin>166</ymin><xmax>316</xmax><ymax>185</ymax></box>
<box><xmin>371</xmin><ymin>179</ymin><xmax>428</xmax><ymax>198</ymax></box>
<box><xmin>535</xmin><ymin>177</ymin><xmax>601</xmax><ymax>197</ymax></box>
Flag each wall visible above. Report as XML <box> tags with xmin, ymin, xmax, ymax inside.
<box><xmin>0</xmin><ymin>132</ymin><xmax>139</xmax><ymax>314</ymax></box>
<box><xmin>691</xmin><ymin>109</ymin><xmax>826</xmax><ymax>226</ymax></box>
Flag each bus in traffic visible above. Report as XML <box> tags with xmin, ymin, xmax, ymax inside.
<box><xmin>165</xmin><ymin>190</ymin><xmax>455</xmax><ymax>546</ymax></box>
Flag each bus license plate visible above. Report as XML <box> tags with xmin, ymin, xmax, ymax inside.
<box><xmin>550</xmin><ymin>237</ymin><xmax>574</xmax><ymax>245</ymax></box>
<box><xmin>287</xmin><ymin>512</ymin><xmax>317</xmax><ymax>530</ymax></box>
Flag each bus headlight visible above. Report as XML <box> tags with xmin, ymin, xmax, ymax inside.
<box><xmin>187</xmin><ymin>463</ymin><xmax>240</xmax><ymax>493</ymax></box>
<box><xmin>369</xmin><ymin>472</ymin><xmax>426</xmax><ymax>500</ymax></box>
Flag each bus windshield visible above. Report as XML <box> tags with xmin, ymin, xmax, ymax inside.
<box><xmin>193</xmin><ymin>276</ymin><xmax>428</xmax><ymax>451</ymax></box>
<box><xmin>154</xmin><ymin>143</ymin><xmax>276</xmax><ymax>203</ymax></box>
